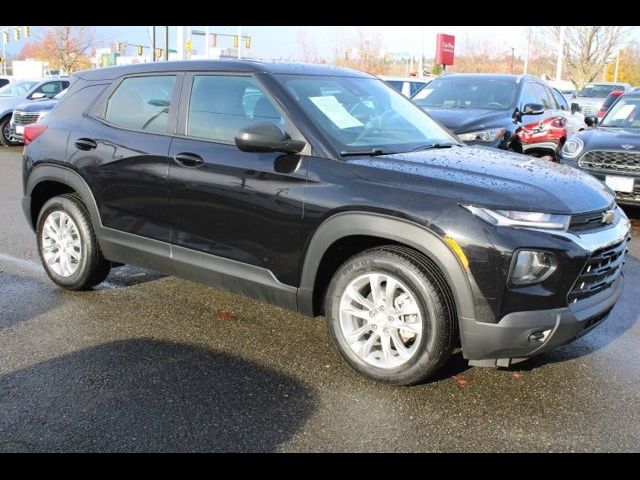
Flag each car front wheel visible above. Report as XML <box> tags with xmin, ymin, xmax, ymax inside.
<box><xmin>324</xmin><ymin>246</ymin><xmax>456</xmax><ymax>385</ymax></box>
<box><xmin>0</xmin><ymin>117</ymin><xmax>22</xmax><ymax>147</ymax></box>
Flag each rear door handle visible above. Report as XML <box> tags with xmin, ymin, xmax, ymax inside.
<box><xmin>74</xmin><ymin>138</ymin><xmax>97</xmax><ymax>151</ymax></box>
<box><xmin>174</xmin><ymin>152</ymin><xmax>204</xmax><ymax>168</ymax></box>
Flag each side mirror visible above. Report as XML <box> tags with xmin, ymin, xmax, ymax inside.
<box><xmin>235</xmin><ymin>122</ymin><xmax>306</xmax><ymax>154</ymax></box>
<box><xmin>523</xmin><ymin>103</ymin><xmax>545</xmax><ymax>115</ymax></box>
<box><xmin>570</xmin><ymin>102</ymin><xmax>580</xmax><ymax>114</ymax></box>
<box><xmin>584</xmin><ymin>115</ymin><xmax>598</xmax><ymax>127</ymax></box>
<box><xmin>30</xmin><ymin>92</ymin><xmax>47</xmax><ymax>100</ymax></box>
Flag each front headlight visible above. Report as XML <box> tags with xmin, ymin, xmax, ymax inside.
<box><xmin>458</xmin><ymin>127</ymin><xmax>506</xmax><ymax>143</ymax></box>
<box><xmin>561</xmin><ymin>137</ymin><xmax>584</xmax><ymax>158</ymax></box>
<box><xmin>463</xmin><ymin>205</ymin><xmax>570</xmax><ymax>230</ymax></box>
<box><xmin>510</xmin><ymin>250</ymin><xmax>557</xmax><ymax>285</ymax></box>
<box><xmin>37</xmin><ymin>112</ymin><xmax>49</xmax><ymax>122</ymax></box>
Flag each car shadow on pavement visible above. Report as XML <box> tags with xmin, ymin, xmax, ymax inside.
<box><xmin>0</xmin><ymin>271</ymin><xmax>67</xmax><ymax>329</ymax></box>
<box><xmin>99</xmin><ymin>264</ymin><xmax>167</xmax><ymax>289</ymax></box>
<box><xmin>0</xmin><ymin>339</ymin><xmax>318</xmax><ymax>452</ymax></box>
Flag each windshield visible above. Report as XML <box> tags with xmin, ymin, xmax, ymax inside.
<box><xmin>278</xmin><ymin>74</ymin><xmax>455</xmax><ymax>154</ymax></box>
<box><xmin>578</xmin><ymin>84</ymin><xmax>624</xmax><ymax>98</ymax></box>
<box><xmin>0</xmin><ymin>80</ymin><xmax>38</xmax><ymax>97</ymax></box>
<box><xmin>600</xmin><ymin>96</ymin><xmax>640</xmax><ymax>128</ymax></box>
<box><xmin>412</xmin><ymin>77</ymin><xmax>517</xmax><ymax>110</ymax></box>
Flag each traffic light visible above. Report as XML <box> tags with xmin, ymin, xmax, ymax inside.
<box><xmin>2</xmin><ymin>32</ymin><xmax>8</xmax><ymax>44</ymax></box>
<box><xmin>23</xmin><ymin>26</ymin><xmax>30</xmax><ymax>37</ymax></box>
<box><xmin>245</xmin><ymin>36</ymin><xmax>250</xmax><ymax>49</ymax></box>
<box><xmin>13</xmin><ymin>27</ymin><xmax>20</xmax><ymax>41</ymax></box>
<box><xmin>137</xmin><ymin>46</ymin><xmax>143</xmax><ymax>56</ymax></box>
<box><xmin>233</xmin><ymin>35</ymin><xmax>238</xmax><ymax>48</ymax></box>
<box><xmin>156</xmin><ymin>48</ymin><xmax>163</xmax><ymax>59</ymax></box>
<box><xmin>0</xmin><ymin>57</ymin><xmax>4</xmax><ymax>64</ymax></box>
<box><xmin>116</xmin><ymin>42</ymin><xmax>122</xmax><ymax>53</ymax></box>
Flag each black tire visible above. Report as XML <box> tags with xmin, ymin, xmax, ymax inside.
<box><xmin>36</xmin><ymin>193</ymin><xmax>111</xmax><ymax>290</ymax></box>
<box><xmin>324</xmin><ymin>246</ymin><xmax>457</xmax><ymax>385</ymax></box>
<box><xmin>0</xmin><ymin>116</ymin><xmax>21</xmax><ymax>147</ymax></box>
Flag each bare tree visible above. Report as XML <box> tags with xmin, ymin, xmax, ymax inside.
<box><xmin>296</xmin><ymin>32</ymin><xmax>323</xmax><ymax>63</ymax></box>
<box><xmin>332</xmin><ymin>30</ymin><xmax>388</xmax><ymax>75</ymax></box>
<box><xmin>20</xmin><ymin>26</ymin><xmax>98</xmax><ymax>74</ymax></box>
<box><xmin>541</xmin><ymin>26</ymin><xmax>630</xmax><ymax>88</ymax></box>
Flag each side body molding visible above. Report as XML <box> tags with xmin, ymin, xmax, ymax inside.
<box><xmin>298</xmin><ymin>211</ymin><xmax>477</xmax><ymax>324</ymax></box>
<box><xmin>23</xmin><ymin>163</ymin><xmax>298</xmax><ymax>311</ymax></box>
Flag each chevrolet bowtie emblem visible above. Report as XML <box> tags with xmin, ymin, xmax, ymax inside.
<box><xmin>602</xmin><ymin>210</ymin><xmax>615</xmax><ymax>225</ymax></box>
<box><xmin>621</xmin><ymin>145</ymin><xmax>634</xmax><ymax>150</ymax></box>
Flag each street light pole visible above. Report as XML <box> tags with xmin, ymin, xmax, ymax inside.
<box><xmin>523</xmin><ymin>26</ymin><xmax>531</xmax><ymax>75</ymax></box>
<box><xmin>152</xmin><ymin>26</ymin><xmax>156</xmax><ymax>62</ymax></box>
<box><xmin>165</xmin><ymin>26</ymin><xmax>169</xmax><ymax>61</ymax></box>
<box><xmin>418</xmin><ymin>26</ymin><xmax>424</xmax><ymax>78</ymax></box>
<box><xmin>205</xmin><ymin>25</ymin><xmax>210</xmax><ymax>59</ymax></box>
<box><xmin>555</xmin><ymin>25</ymin><xmax>566</xmax><ymax>81</ymax></box>
<box><xmin>614</xmin><ymin>50</ymin><xmax>620</xmax><ymax>82</ymax></box>
<box><xmin>511</xmin><ymin>47</ymin><xmax>515</xmax><ymax>74</ymax></box>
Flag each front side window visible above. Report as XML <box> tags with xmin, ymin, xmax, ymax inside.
<box><xmin>186</xmin><ymin>75</ymin><xmax>284</xmax><ymax>143</ymax></box>
<box><xmin>600</xmin><ymin>96</ymin><xmax>640</xmax><ymax>128</ymax></box>
<box><xmin>0</xmin><ymin>80</ymin><xmax>38</xmax><ymax>97</ymax></box>
<box><xmin>413</xmin><ymin>77</ymin><xmax>517</xmax><ymax>111</ymax></box>
<box><xmin>552</xmin><ymin>89</ymin><xmax>569</xmax><ymax>110</ymax></box>
<box><xmin>105</xmin><ymin>75</ymin><xmax>176</xmax><ymax>133</ymax></box>
<box><xmin>279</xmin><ymin>74</ymin><xmax>455</xmax><ymax>153</ymax></box>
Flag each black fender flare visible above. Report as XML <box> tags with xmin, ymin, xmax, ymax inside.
<box><xmin>297</xmin><ymin>212</ymin><xmax>477</xmax><ymax>325</ymax></box>
<box><xmin>24</xmin><ymin>163</ymin><xmax>103</xmax><ymax>231</ymax></box>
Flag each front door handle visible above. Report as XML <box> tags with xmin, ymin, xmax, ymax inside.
<box><xmin>74</xmin><ymin>138</ymin><xmax>97</xmax><ymax>151</ymax></box>
<box><xmin>174</xmin><ymin>152</ymin><xmax>204</xmax><ymax>168</ymax></box>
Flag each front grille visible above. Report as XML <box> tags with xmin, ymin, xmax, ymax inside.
<box><xmin>579</xmin><ymin>150</ymin><xmax>640</xmax><ymax>173</ymax></box>
<box><xmin>12</xmin><ymin>111</ymin><xmax>40</xmax><ymax>126</ymax></box>
<box><xmin>568</xmin><ymin>237</ymin><xmax>630</xmax><ymax>302</ymax></box>
<box><xmin>569</xmin><ymin>207</ymin><xmax>613</xmax><ymax>232</ymax></box>
<box><xmin>580</xmin><ymin>104</ymin><xmax>599</xmax><ymax>116</ymax></box>
<box><xmin>615</xmin><ymin>183</ymin><xmax>640</xmax><ymax>203</ymax></box>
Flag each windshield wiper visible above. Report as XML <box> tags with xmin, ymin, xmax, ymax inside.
<box><xmin>340</xmin><ymin>148</ymin><xmax>388</xmax><ymax>157</ymax></box>
<box><xmin>410</xmin><ymin>142</ymin><xmax>459</xmax><ymax>152</ymax></box>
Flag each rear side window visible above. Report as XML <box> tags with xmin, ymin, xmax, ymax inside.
<box><xmin>105</xmin><ymin>75</ymin><xmax>176</xmax><ymax>133</ymax></box>
<box><xmin>186</xmin><ymin>75</ymin><xmax>284</xmax><ymax>143</ymax></box>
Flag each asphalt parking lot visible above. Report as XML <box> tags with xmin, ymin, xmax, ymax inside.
<box><xmin>1</xmin><ymin>146</ymin><xmax>639</xmax><ymax>452</ymax></box>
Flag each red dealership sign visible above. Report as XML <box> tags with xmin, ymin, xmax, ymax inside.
<box><xmin>435</xmin><ymin>33</ymin><xmax>455</xmax><ymax>65</ymax></box>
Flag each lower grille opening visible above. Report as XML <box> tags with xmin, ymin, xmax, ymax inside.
<box><xmin>582</xmin><ymin>306</ymin><xmax>614</xmax><ymax>332</ymax></box>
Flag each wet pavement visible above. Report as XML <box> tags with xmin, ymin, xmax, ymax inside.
<box><xmin>1</xmin><ymin>147</ymin><xmax>639</xmax><ymax>452</ymax></box>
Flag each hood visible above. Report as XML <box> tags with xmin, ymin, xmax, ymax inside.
<box><xmin>575</xmin><ymin>126</ymin><xmax>640</xmax><ymax>151</ymax></box>
<box><xmin>347</xmin><ymin>146</ymin><xmax>613</xmax><ymax>214</ymax></box>
<box><xmin>14</xmin><ymin>98</ymin><xmax>58</xmax><ymax>113</ymax></box>
<box><xmin>424</xmin><ymin>107</ymin><xmax>510</xmax><ymax>134</ymax></box>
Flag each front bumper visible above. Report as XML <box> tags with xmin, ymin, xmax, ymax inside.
<box><xmin>459</xmin><ymin>212</ymin><xmax>631</xmax><ymax>366</ymax></box>
<box><xmin>462</xmin><ymin>276</ymin><xmax>622</xmax><ymax>366</ymax></box>
<box><xmin>8</xmin><ymin>123</ymin><xmax>24</xmax><ymax>143</ymax></box>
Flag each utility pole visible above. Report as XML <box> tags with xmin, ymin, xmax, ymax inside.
<box><xmin>556</xmin><ymin>25</ymin><xmax>566</xmax><ymax>81</ymax></box>
<box><xmin>152</xmin><ymin>26</ymin><xmax>156</xmax><ymax>62</ymax></box>
<box><xmin>511</xmin><ymin>47</ymin><xmax>515</xmax><ymax>74</ymax></box>
<box><xmin>523</xmin><ymin>26</ymin><xmax>531</xmax><ymax>75</ymax></box>
<box><xmin>165</xmin><ymin>26</ymin><xmax>169</xmax><ymax>61</ymax></box>
<box><xmin>418</xmin><ymin>26</ymin><xmax>424</xmax><ymax>78</ymax></box>
<box><xmin>205</xmin><ymin>25</ymin><xmax>210</xmax><ymax>59</ymax></box>
<box><xmin>238</xmin><ymin>26</ymin><xmax>242</xmax><ymax>59</ymax></box>
<box><xmin>614</xmin><ymin>49</ymin><xmax>620</xmax><ymax>82</ymax></box>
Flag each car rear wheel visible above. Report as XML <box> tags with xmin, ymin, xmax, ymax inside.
<box><xmin>36</xmin><ymin>193</ymin><xmax>111</xmax><ymax>290</ymax></box>
<box><xmin>324</xmin><ymin>246</ymin><xmax>456</xmax><ymax>385</ymax></box>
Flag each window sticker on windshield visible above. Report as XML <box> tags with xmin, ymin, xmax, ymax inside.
<box><xmin>309</xmin><ymin>96</ymin><xmax>364</xmax><ymax>129</ymax></box>
<box><xmin>612</xmin><ymin>104</ymin><xmax>635</xmax><ymax>120</ymax></box>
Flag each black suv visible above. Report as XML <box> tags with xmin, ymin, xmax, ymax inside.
<box><xmin>22</xmin><ymin>61</ymin><xmax>631</xmax><ymax>385</ymax></box>
<box><xmin>412</xmin><ymin>73</ymin><xmax>584</xmax><ymax>160</ymax></box>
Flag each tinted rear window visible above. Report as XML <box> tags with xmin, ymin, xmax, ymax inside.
<box><xmin>105</xmin><ymin>75</ymin><xmax>176</xmax><ymax>133</ymax></box>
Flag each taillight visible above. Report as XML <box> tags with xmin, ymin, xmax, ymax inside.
<box><xmin>23</xmin><ymin>123</ymin><xmax>48</xmax><ymax>145</ymax></box>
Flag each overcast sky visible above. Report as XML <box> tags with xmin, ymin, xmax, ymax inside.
<box><xmin>3</xmin><ymin>26</ymin><xmax>639</xmax><ymax>60</ymax></box>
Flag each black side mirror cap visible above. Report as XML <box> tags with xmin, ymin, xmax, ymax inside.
<box><xmin>584</xmin><ymin>115</ymin><xmax>598</xmax><ymax>127</ymax></box>
<box><xmin>523</xmin><ymin>103</ymin><xmax>545</xmax><ymax>115</ymax></box>
<box><xmin>235</xmin><ymin>122</ymin><xmax>306</xmax><ymax>154</ymax></box>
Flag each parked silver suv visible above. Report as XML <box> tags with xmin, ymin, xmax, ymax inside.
<box><xmin>571</xmin><ymin>82</ymin><xmax>632</xmax><ymax>116</ymax></box>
